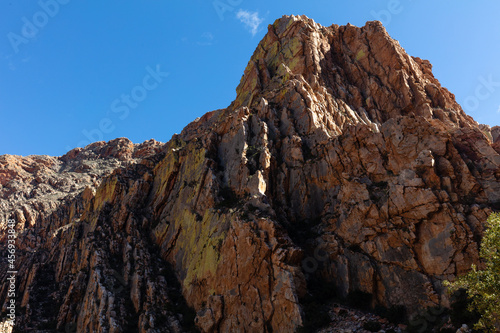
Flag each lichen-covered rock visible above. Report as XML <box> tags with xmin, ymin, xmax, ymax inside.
<box><xmin>1</xmin><ymin>15</ymin><xmax>499</xmax><ymax>332</ymax></box>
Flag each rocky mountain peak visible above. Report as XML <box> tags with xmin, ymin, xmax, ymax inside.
<box><xmin>234</xmin><ymin>15</ymin><xmax>475</xmax><ymax>132</ymax></box>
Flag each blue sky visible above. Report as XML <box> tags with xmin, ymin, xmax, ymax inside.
<box><xmin>1</xmin><ymin>0</ymin><xmax>499</xmax><ymax>156</ymax></box>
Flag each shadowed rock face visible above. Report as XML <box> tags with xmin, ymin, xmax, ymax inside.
<box><xmin>1</xmin><ymin>15</ymin><xmax>499</xmax><ymax>332</ymax></box>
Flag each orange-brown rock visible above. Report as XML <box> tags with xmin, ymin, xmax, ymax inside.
<box><xmin>1</xmin><ymin>15</ymin><xmax>499</xmax><ymax>332</ymax></box>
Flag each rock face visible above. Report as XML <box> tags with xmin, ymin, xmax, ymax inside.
<box><xmin>1</xmin><ymin>15</ymin><xmax>499</xmax><ymax>332</ymax></box>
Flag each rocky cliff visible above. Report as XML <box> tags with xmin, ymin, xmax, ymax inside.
<box><xmin>1</xmin><ymin>15</ymin><xmax>499</xmax><ymax>332</ymax></box>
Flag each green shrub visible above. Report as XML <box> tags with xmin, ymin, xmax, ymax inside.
<box><xmin>445</xmin><ymin>213</ymin><xmax>500</xmax><ymax>332</ymax></box>
<box><xmin>448</xmin><ymin>288</ymin><xmax>481</xmax><ymax>328</ymax></box>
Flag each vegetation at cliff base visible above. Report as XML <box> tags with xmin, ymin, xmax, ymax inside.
<box><xmin>445</xmin><ymin>213</ymin><xmax>500</xmax><ymax>332</ymax></box>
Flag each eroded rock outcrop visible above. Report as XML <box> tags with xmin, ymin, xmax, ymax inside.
<box><xmin>1</xmin><ymin>15</ymin><xmax>499</xmax><ymax>332</ymax></box>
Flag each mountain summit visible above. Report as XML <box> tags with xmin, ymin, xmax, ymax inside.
<box><xmin>1</xmin><ymin>15</ymin><xmax>499</xmax><ymax>332</ymax></box>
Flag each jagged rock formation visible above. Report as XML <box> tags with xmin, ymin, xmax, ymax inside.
<box><xmin>1</xmin><ymin>15</ymin><xmax>499</xmax><ymax>332</ymax></box>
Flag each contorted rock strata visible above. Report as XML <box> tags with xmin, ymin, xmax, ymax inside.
<box><xmin>1</xmin><ymin>15</ymin><xmax>499</xmax><ymax>332</ymax></box>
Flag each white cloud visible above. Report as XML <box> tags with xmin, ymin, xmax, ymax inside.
<box><xmin>236</xmin><ymin>9</ymin><xmax>263</xmax><ymax>36</ymax></box>
<box><xmin>197</xmin><ymin>32</ymin><xmax>214</xmax><ymax>46</ymax></box>
<box><xmin>8</xmin><ymin>59</ymin><xmax>16</xmax><ymax>71</ymax></box>
<box><xmin>202</xmin><ymin>32</ymin><xmax>214</xmax><ymax>41</ymax></box>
